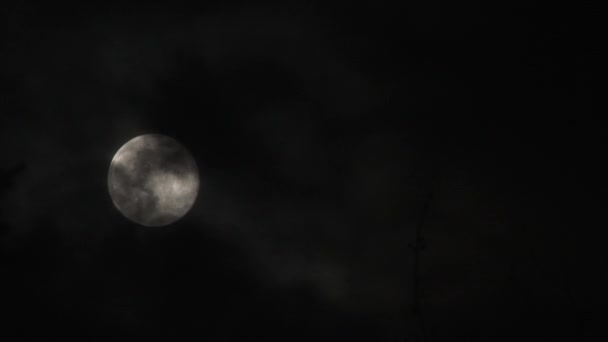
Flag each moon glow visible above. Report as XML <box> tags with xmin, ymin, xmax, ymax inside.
<box><xmin>108</xmin><ymin>134</ymin><xmax>199</xmax><ymax>227</ymax></box>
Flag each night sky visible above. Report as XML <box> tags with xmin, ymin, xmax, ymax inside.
<box><xmin>0</xmin><ymin>1</ymin><xmax>600</xmax><ymax>341</ymax></box>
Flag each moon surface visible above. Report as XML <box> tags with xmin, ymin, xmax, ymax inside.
<box><xmin>108</xmin><ymin>134</ymin><xmax>199</xmax><ymax>227</ymax></box>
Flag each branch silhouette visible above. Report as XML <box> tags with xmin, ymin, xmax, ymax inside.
<box><xmin>409</xmin><ymin>189</ymin><xmax>433</xmax><ymax>342</ymax></box>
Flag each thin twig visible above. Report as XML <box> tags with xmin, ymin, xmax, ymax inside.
<box><xmin>411</xmin><ymin>189</ymin><xmax>433</xmax><ymax>342</ymax></box>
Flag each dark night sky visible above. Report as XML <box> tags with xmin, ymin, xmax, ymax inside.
<box><xmin>0</xmin><ymin>1</ymin><xmax>601</xmax><ymax>341</ymax></box>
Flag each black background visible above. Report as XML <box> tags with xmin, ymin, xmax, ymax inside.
<box><xmin>0</xmin><ymin>1</ymin><xmax>601</xmax><ymax>341</ymax></box>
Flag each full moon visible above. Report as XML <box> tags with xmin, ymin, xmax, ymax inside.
<box><xmin>108</xmin><ymin>134</ymin><xmax>199</xmax><ymax>227</ymax></box>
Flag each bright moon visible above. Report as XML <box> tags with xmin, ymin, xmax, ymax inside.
<box><xmin>108</xmin><ymin>134</ymin><xmax>199</xmax><ymax>227</ymax></box>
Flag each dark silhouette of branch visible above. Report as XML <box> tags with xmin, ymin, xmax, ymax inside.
<box><xmin>558</xmin><ymin>258</ymin><xmax>586</xmax><ymax>341</ymax></box>
<box><xmin>0</xmin><ymin>162</ymin><xmax>26</xmax><ymax>195</ymax></box>
<box><xmin>0</xmin><ymin>162</ymin><xmax>26</xmax><ymax>235</ymax></box>
<box><xmin>410</xmin><ymin>189</ymin><xmax>433</xmax><ymax>342</ymax></box>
